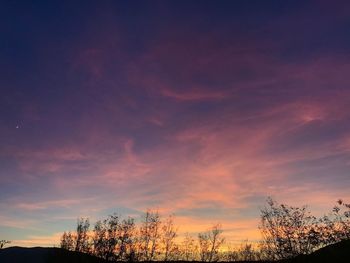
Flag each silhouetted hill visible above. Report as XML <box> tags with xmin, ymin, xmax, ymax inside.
<box><xmin>283</xmin><ymin>239</ymin><xmax>350</xmax><ymax>263</ymax></box>
<box><xmin>0</xmin><ymin>247</ymin><xmax>107</xmax><ymax>263</ymax></box>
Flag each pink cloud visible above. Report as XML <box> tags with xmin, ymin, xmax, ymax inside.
<box><xmin>160</xmin><ymin>87</ymin><xmax>227</xmax><ymax>101</ymax></box>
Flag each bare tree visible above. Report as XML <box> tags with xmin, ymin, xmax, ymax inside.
<box><xmin>208</xmin><ymin>224</ymin><xmax>225</xmax><ymax>262</ymax></box>
<box><xmin>260</xmin><ymin>197</ymin><xmax>320</xmax><ymax>260</ymax></box>
<box><xmin>129</xmin><ymin>228</ymin><xmax>141</xmax><ymax>262</ymax></box>
<box><xmin>198</xmin><ymin>231</ymin><xmax>210</xmax><ymax>262</ymax></box>
<box><xmin>139</xmin><ymin>209</ymin><xmax>162</xmax><ymax>261</ymax></box>
<box><xmin>181</xmin><ymin>233</ymin><xmax>197</xmax><ymax>261</ymax></box>
<box><xmin>105</xmin><ymin>214</ymin><xmax>119</xmax><ymax>261</ymax></box>
<box><xmin>161</xmin><ymin>215</ymin><xmax>178</xmax><ymax>261</ymax></box>
<box><xmin>92</xmin><ymin>214</ymin><xmax>120</xmax><ymax>261</ymax></box>
<box><xmin>93</xmin><ymin>220</ymin><xmax>107</xmax><ymax>258</ymax></box>
<box><xmin>60</xmin><ymin>231</ymin><xmax>74</xmax><ymax>251</ymax></box>
<box><xmin>116</xmin><ymin>217</ymin><xmax>136</xmax><ymax>261</ymax></box>
<box><xmin>316</xmin><ymin>199</ymin><xmax>350</xmax><ymax>246</ymax></box>
<box><xmin>198</xmin><ymin>224</ymin><xmax>224</xmax><ymax>262</ymax></box>
<box><xmin>75</xmin><ymin>217</ymin><xmax>91</xmax><ymax>253</ymax></box>
<box><xmin>329</xmin><ymin>199</ymin><xmax>350</xmax><ymax>241</ymax></box>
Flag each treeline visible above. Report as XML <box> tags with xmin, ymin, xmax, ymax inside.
<box><xmin>61</xmin><ymin>211</ymin><xmax>225</xmax><ymax>262</ymax></box>
<box><xmin>60</xmin><ymin>198</ymin><xmax>350</xmax><ymax>261</ymax></box>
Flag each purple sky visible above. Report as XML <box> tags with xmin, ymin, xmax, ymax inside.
<box><xmin>1</xmin><ymin>1</ymin><xmax>350</xmax><ymax>246</ymax></box>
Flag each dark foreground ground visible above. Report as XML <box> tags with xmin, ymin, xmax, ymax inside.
<box><xmin>0</xmin><ymin>240</ymin><xmax>349</xmax><ymax>263</ymax></box>
<box><xmin>0</xmin><ymin>247</ymin><xmax>107</xmax><ymax>263</ymax></box>
<box><xmin>282</xmin><ymin>239</ymin><xmax>350</xmax><ymax>263</ymax></box>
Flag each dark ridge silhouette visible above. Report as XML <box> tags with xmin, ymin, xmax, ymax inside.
<box><xmin>0</xmin><ymin>240</ymin><xmax>349</xmax><ymax>263</ymax></box>
<box><xmin>0</xmin><ymin>240</ymin><xmax>350</xmax><ymax>263</ymax></box>
<box><xmin>0</xmin><ymin>246</ymin><xmax>108</xmax><ymax>263</ymax></box>
<box><xmin>282</xmin><ymin>239</ymin><xmax>350</xmax><ymax>263</ymax></box>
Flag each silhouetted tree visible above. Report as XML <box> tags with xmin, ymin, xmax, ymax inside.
<box><xmin>116</xmin><ymin>217</ymin><xmax>136</xmax><ymax>261</ymax></box>
<box><xmin>75</xmin><ymin>218</ymin><xmax>91</xmax><ymax>253</ymax></box>
<box><xmin>260</xmin><ymin>197</ymin><xmax>320</xmax><ymax>260</ymax></box>
<box><xmin>60</xmin><ymin>231</ymin><xmax>75</xmax><ymax>251</ymax></box>
<box><xmin>139</xmin><ymin>209</ymin><xmax>161</xmax><ymax>261</ymax></box>
<box><xmin>181</xmin><ymin>233</ymin><xmax>197</xmax><ymax>261</ymax></box>
<box><xmin>316</xmin><ymin>199</ymin><xmax>350</xmax><ymax>246</ymax></box>
<box><xmin>198</xmin><ymin>232</ymin><xmax>210</xmax><ymax>262</ymax></box>
<box><xmin>105</xmin><ymin>214</ymin><xmax>119</xmax><ymax>261</ymax></box>
<box><xmin>161</xmin><ymin>215</ymin><xmax>178</xmax><ymax>261</ymax></box>
<box><xmin>198</xmin><ymin>224</ymin><xmax>224</xmax><ymax>262</ymax></box>
<box><xmin>59</xmin><ymin>198</ymin><xmax>350</xmax><ymax>262</ymax></box>
<box><xmin>92</xmin><ymin>214</ymin><xmax>121</xmax><ymax>261</ymax></box>
<box><xmin>93</xmin><ymin>219</ymin><xmax>107</xmax><ymax>259</ymax></box>
<box><xmin>329</xmin><ymin>199</ymin><xmax>350</xmax><ymax>240</ymax></box>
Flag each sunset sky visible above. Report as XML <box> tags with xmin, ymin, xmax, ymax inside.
<box><xmin>1</xmin><ymin>1</ymin><xmax>350</xmax><ymax>247</ymax></box>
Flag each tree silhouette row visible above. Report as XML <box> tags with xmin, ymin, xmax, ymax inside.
<box><xmin>60</xmin><ymin>198</ymin><xmax>350</xmax><ymax>261</ymax></box>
